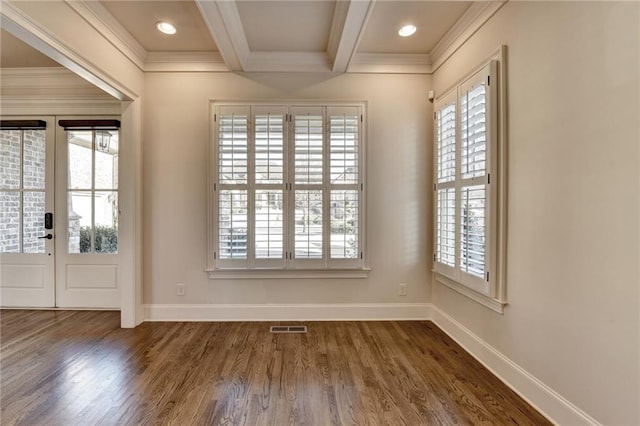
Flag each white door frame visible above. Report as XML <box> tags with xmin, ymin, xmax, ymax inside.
<box><xmin>0</xmin><ymin>95</ymin><xmax>141</xmax><ymax>327</ymax></box>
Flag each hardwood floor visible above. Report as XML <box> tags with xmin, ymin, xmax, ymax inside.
<box><xmin>0</xmin><ymin>310</ymin><xmax>550</xmax><ymax>425</ymax></box>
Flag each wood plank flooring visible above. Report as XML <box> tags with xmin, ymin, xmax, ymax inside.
<box><xmin>0</xmin><ymin>310</ymin><xmax>550</xmax><ymax>425</ymax></box>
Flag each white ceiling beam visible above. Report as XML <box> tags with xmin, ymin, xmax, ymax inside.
<box><xmin>329</xmin><ymin>0</ymin><xmax>375</xmax><ymax>73</ymax></box>
<box><xmin>195</xmin><ymin>0</ymin><xmax>249</xmax><ymax>72</ymax></box>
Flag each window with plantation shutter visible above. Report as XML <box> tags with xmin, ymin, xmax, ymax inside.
<box><xmin>210</xmin><ymin>102</ymin><xmax>366</xmax><ymax>276</ymax></box>
<box><xmin>433</xmin><ymin>58</ymin><xmax>506</xmax><ymax>310</ymax></box>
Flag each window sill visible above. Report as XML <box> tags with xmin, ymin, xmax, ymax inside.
<box><xmin>207</xmin><ymin>268</ymin><xmax>371</xmax><ymax>280</ymax></box>
<box><xmin>434</xmin><ymin>272</ymin><xmax>507</xmax><ymax>314</ymax></box>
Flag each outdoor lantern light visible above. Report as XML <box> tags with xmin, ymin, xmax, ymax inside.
<box><xmin>96</xmin><ymin>130</ymin><xmax>112</xmax><ymax>153</ymax></box>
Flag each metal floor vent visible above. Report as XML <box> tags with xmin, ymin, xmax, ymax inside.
<box><xmin>270</xmin><ymin>325</ymin><xmax>307</xmax><ymax>333</ymax></box>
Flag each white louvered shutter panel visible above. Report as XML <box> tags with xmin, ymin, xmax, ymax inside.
<box><xmin>290</xmin><ymin>106</ymin><xmax>325</xmax><ymax>268</ymax></box>
<box><xmin>216</xmin><ymin>106</ymin><xmax>250</xmax><ymax>265</ymax></box>
<box><xmin>434</xmin><ymin>91</ymin><xmax>457</xmax><ymax>277</ymax></box>
<box><xmin>457</xmin><ymin>62</ymin><xmax>496</xmax><ymax>295</ymax></box>
<box><xmin>327</xmin><ymin>106</ymin><xmax>362</xmax><ymax>268</ymax></box>
<box><xmin>253</xmin><ymin>106</ymin><xmax>287</xmax><ymax>267</ymax></box>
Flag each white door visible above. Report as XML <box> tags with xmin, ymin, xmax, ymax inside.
<box><xmin>0</xmin><ymin>118</ymin><xmax>56</xmax><ymax>307</ymax></box>
<box><xmin>55</xmin><ymin>119</ymin><xmax>121</xmax><ymax>308</ymax></box>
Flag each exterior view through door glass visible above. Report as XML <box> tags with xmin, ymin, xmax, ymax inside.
<box><xmin>67</xmin><ymin>130</ymin><xmax>118</xmax><ymax>254</ymax></box>
<box><xmin>0</xmin><ymin>118</ymin><xmax>55</xmax><ymax>307</ymax></box>
<box><xmin>56</xmin><ymin>119</ymin><xmax>121</xmax><ymax>308</ymax></box>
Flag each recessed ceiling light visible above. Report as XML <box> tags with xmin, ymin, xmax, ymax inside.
<box><xmin>156</xmin><ymin>21</ymin><xmax>176</xmax><ymax>35</ymax></box>
<box><xmin>398</xmin><ymin>24</ymin><xmax>417</xmax><ymax>37</ymax></box>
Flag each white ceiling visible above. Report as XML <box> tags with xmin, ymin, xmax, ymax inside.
<box><xmin>238</xmin><ymin>1</ymin><xmax>336</xmax><ymax>52</ymax></box>
<box><xmin>100</xmin><ymin>0</ymin><xmax>217</xmax><ymax>52</ymax></box>
<box><xmin>0</xmin><ymin>0</ymin><xmax>488</xmax><ymax>73</ymax></box>
<box><xmin>358</xmin><ymin>1</ymin><xmax>471</xmax><ymax>54</ymax></box>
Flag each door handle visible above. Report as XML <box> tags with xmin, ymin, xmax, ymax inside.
<box><xmin>38</xmin><ymin>234</ymin><xmax>53</xmax><ymax>240</ymax></box>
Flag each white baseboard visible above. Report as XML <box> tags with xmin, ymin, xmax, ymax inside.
<box><xmin>143</xmin><ymin>302</ymin><xmax>432</xmax><ymax>322</ymax></box>
<box><xmin>431</xmin><ymin>306</ymin><xmax>600</xmax><ymax>426</ymax></box>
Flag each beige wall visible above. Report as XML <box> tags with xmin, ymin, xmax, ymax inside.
<box><xmin>432</xmin><ymin>2</ymin><xmax>639</xmax><ymax>424</ymax></box>
<box><xmin>143</xmin><ymin>73</ymin><xmax>432</xmax><ymax>305</ymax></box>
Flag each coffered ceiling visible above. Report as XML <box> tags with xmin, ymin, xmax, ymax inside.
<box><xmin>0</xmin><ymin>0</ymin><xmax>502</xmax><ymax>74</ymax></box>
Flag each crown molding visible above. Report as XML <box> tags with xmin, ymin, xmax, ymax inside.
<box><xmin>349</xmin><ymin>53</ymin><xmax>432</xmax><ymax>74</ymax></box>
<box><xmin>429</xmin><ymin>1</ymin><xmax>507</xmax><ymax>73</ymax></box>
<box><xmin>145</xmin><ymin>52</ymin><xmax>228</xmax><ymax>72</ymax></box>
<box><xmin>63</xmin><ymin>0</ymin><xmax>146</xmax><ymax>71</ymax></box>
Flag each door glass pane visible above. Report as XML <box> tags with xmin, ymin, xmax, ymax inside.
<box><xmin>255</xmin><ymin>190</ymin><xmax>283</xmax><ymax>259</ymax></box>
<box><xmin>68</xmin><ymin>131</ymin><xmax>92</xmax><ymax>189</ymax></box>
<box><xmin>94</xmin><ymin>191</ymin><xmax>118</xmax><ymax>254</ymax></box>
<box><xmin>95</xmin><ymin>131</ymin><xmax>118</xmax><ymax>189</ymax></box>
<box><xmin>1</xmin><ymin>130</ymin><xmax>21</xmax><ymax>189</ymax></box>
<box><xmin>330</xmin><ymin>190</ymin><xmax>358</xmax><ymax>259</ymax></box>
<box><xmin>68</xmin><ymin>191</ymin><xmax>92</xmax><ymax>254</ymax></box>
<box><xmin>0</xmin><ymin>191</ymin><xmax>20</xmax><ymax>253</ymax></box>
<box><xmin>23</xmin><ymin>130</ymin><xmax>46</xmax><ymax>189</ymax></box>
<box><xmin>294</xmin><ymin>190</ymin><xmax>322</xmax><ymax>259</ymax></box>
<box><xmin>23</xmin><ymin>191</ymin><xmax>45</xmax><ymax>253</ymax></box>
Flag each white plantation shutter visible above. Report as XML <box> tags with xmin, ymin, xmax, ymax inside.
<box><xmin>458</xmin><ymin>65</ymin><xmax>492</xmax><ymax>292</ymax></box>
<box><xmin>434</xmin><ymin>92</ymin><xmax>457</xmax><ymax>276</ymax></box>
<box><xmin>460</xmin><ymin>185</ymin><xmax>486</xmax><ymax>278</ymax></box>
<box><xmin>328</xmin><ymin>106</ymin><xmax>361</xmax><ymax>267</ymax></box>
<box><xmin>212</xmin><ymin>103</ymin><xmax>365</xmax><ymax>272</ymax></box>
<box><xmin>434</xmin><ymin>61</ymin><xmax>497</xmax><ymax>297</ymax></box>
<box><xmin>253</xmin><ymin>106</ymin><xmax>287</xmax><ymax>267</ymax></box>
<box><xmin>290</xmin><ymin>107</ymin><xmax>325</xmax><ymax>267</ymax></box>
<box><xmin>216</xmin><ymin>106</ymin><xmax>250</xmax><ymax>265</ymax></box>
<box><xmin>436</xmin><ymin>187</ymin><xmax>456</xmax><ymax>267</ymax></box>
<box><xmin>293</xmin><ymin>109</ymin><xmax>323</xmax><ymax>185</ymax></box>
<box><xmin>436</xmin><ymin>103</ymin><xmax>456</xmax><ymax>184</ymax></box>
<box><xmin>218</xmin><ymin>108</ymin><xmax>248</xmax><ymax>185</ymax></box>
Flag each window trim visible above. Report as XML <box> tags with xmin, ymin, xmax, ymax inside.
<box><xmin>207</xmin><ymin>100</ymin><xmax>369</xmax><ymax>279</ymax></box>
<box><xmin>433</xmin><ymin>46</ymin><xmax>508</xmax><ymax>313</ymax></box>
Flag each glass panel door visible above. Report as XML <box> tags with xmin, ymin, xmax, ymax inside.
<box><xmin>55</xmin><ymin>120</ymin><xmax>121</xmax><ymax>309</ymax></box>
<box><xmin>0</xmin><ymin>119</ymin><xmax>55</xmax><ymax>307</ymax></box>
